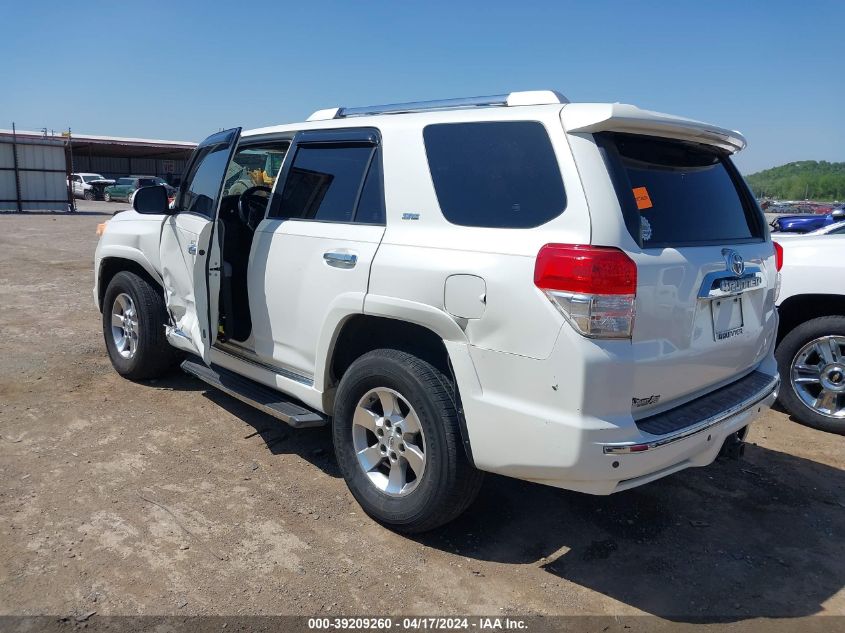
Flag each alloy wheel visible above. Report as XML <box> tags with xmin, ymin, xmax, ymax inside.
<box><xmin>111</xmin><ymin>292</ymin><xmax>139</xmax><ymax>359</ymax></box>
<box><xmin>352</xmin><ymin>387</ymin><xmax>426</xmax><ymax>496</ymax></box>
<box><xmin>791</xmin><ymin>335</ymin><xmax>845</xmax><ymax>419</ymax></box>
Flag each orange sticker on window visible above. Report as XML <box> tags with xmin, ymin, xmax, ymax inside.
<box><xmin>632</xmin><ymin>186</ymin><xmax>653</xmax><ymax>210</ymax></box>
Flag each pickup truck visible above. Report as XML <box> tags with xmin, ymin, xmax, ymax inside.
<box><xmin>774</xmin><ymin>232</ymin><xmax>845</xmax><ymax>434</ymax></box>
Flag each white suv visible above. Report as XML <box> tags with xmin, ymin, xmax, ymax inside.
<box><xmin>94</xmin><ymin>90</ymin><xmax>780</xmax><ymax>532</ymax></box>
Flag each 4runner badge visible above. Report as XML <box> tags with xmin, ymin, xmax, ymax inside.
<box><xmin>632</xmin><ymin>395</ymin><xmax>660</xmax><ymax>407</ymax></box>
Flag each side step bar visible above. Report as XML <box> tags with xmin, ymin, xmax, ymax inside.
<box><xmin>181</xmin><ymin>359</ymin><xmax>327</xmax><ymax>429</ymax></box>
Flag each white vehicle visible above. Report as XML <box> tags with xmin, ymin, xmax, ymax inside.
<box><xmin>94</xmin><ymin>91</ymin><xmax>780</xmax><ymax>532</ymax></box>
<box><xmin>69</xmin><ymin>172</ymin><xmax>114</xmax><ymax>200</ymax></box>
<box><xmin>773</xmin><ymin>233</ymin><xmax>845</xmax><ymax>434</ymax></box>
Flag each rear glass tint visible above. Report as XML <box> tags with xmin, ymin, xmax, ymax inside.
<box><xmin>423</xmin><ymin>121</ymin><xmax>566</xmax><ymax>228</ymax></box>
<box><xmin>598</xmin><ymin>133</ymin><xmax>763</xmax><ymax>247</ymax></box>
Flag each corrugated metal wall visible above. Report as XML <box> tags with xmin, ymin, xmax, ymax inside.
<box><xmin>0</xmin><ymin>136</ymin><xmax>68</xmax><ymax>212</ymax></box>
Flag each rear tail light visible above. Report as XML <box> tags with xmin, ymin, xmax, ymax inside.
<box><xmin>534</xmin><ymin>244</ymin><xmax>637</xmax><ymax>339</ymax></box>
<box><xmin>773</xmin><ymin>241</ymin><xmax>783</xmax><ymax>271</ymax></box>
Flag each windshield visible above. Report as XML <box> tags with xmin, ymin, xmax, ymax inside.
<box><xmin>83</xmin><ymin>174</ymin><xmax>105</xmax><ymax>182</ymax></box>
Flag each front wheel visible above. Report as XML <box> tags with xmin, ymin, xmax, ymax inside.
<box><xmin>333</xmin><ymin>349</ymin><xmax>484</xmax><ymax>533</ymax></box>
<box><xmin>103</xmin><ymin>192</ymin><xmax>112</xmax><ymax>202</ymax></box>
<box><xmin>102</xmin><ymin>271</ymin><xmax>180</xmax><ymax>380</ymax></box>
<box><xmin>83</xmin><ymin>189</ymin><xmax>95</xmax><ymax>200</ymax></box>
<box><xmin>776</xmin><ymin>315</ymin><xmax>845</xmax><ymax>435</ymax></box>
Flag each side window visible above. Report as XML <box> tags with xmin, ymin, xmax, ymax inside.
<box><xmin>354</xmin><ymin>155</ymin><xmax>385</xmax><ymax>224</ymax></box>
<box><xmin>222</xmin><ymin>143</ymin><xmax>289</xmax><ymax>197</ymax></box>
<box><xmin>275</xmin><ymin>143</ymin><xmax>375</xmax><ymax>223</ymax></box>
<box><xmin>179</xmin><ymin>143</ymin><xmax>232</xmax><ymax>217</ymax></box>
<box><xmin>423</xmin><ymin>121</ymin><xmax>566</xmax><ymax>228</ymax></box>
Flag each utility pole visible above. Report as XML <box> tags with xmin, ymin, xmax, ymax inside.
<box><xmin>66</xmin><ymin>127</ymin><xmax>76</xmax><ymax>213</ymax></box>
<box><xmin>11</xmin><ymin>122</ymin><xmax>22</xmax><ymax>214</ymax></box>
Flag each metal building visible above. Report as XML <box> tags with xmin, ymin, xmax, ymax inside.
<box><xmin>0</xmin><ymin>128</ymin><xmax>68</xmax><ymax>212</ymax></box>
<box><xmin>68</xmin><ymin>133</ymin><xmax>196</xmax><ymax>185</ymax></box>
<box><xmin>0</xmin><ymin>127</ymin><xmax>196</xmax><ymax>212</ymax></box>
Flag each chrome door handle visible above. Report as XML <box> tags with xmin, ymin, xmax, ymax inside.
<box><xmin>187</xmin><ymin>242</ymin><xmax>197</xmax><ymax>255</ymax></box>
<box><xmin>323</xmin><ymin>251</ymin><xmax>357</xmax><ymax>269</ymax></box>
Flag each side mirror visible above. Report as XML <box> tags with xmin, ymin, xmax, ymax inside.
<box><xmin>133</xmin><ymin>185</ymin><xmax>172</xmax><ymax>214</ymax></box>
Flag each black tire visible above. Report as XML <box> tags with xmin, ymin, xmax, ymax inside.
<box><xmin>103</xmin><ymin>192</ymin><xmax>112</xmax><ymax>202</ymax></box>
<box><xmin>102</xmin><ymin>271</ymin><xmax>180</xmax><ymax>380</ymax></box>
<box><xmin>83</xmin><ymin>189</ymin><xmax>95</xmax><ymax>201</ymax></box>
<box><xmin>333</xmin><ymin>349</ymin><xmax>484</xmax><ymax>533</ymax></box>
<box><xmin>776</xmin><ymin>315</ymin><xmax>845</xmax><ymax>435</ymax></box>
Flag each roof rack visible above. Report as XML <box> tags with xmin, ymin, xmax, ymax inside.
<box><xmin>307</xmin><ymin>90</ymin><xmax>568</xmax><ymax>121</ymax></box>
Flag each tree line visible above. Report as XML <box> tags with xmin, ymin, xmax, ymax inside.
<box><xmin>745</xmin><ymin>161</ymin><xmax>845</xmax><ymax>201</ymax></box>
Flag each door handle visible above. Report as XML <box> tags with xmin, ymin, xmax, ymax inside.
<box><xmin>323</xmin><ymin>251</ymin><xmax>357</xmax><ymax>269</ymax></box>
<box><xmin>187</xmin><ymin>241</ymin><xmax>197</xmax><ymax>255</ymax></box>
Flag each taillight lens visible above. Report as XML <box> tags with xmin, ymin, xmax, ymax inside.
<box><xmin>534</xmin><ymin>244</ymin><xmax>637</xmax><ymax>339</ymax></box>
<box><xmin>773</xmin><ymin>241</ymin><xmax>783</xmax><ymax>303</ymax></box>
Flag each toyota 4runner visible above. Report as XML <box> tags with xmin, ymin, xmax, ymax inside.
<box><xmin>94</xmin><ymin>90</ymin><xmax>781</xmax><ymax>532</ymax></box>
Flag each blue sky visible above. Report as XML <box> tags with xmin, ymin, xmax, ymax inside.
<box><xmin>2</xmin><ymin>0</ymin><xmax>842</xmax><ymax>173</ymax></box>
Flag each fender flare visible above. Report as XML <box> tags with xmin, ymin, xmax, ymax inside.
<box><xmin>96</xmin><ymin>246</ymin><xmax>162</xmax><ymax>310</ymax></box>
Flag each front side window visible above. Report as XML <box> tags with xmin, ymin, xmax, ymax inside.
<box><xmin>276</xmin><ymin>143</ymin><xmax>377</xmax><ymax>223</ymax></box>
<box><xmin>117</xmin><ymin>178</ymin><xmax>132</xmax><ymax>185</ymax></box>
<box><xmin>222</xmin><ymin>143</ymin><xmax>290</xmax><ymax>197</ymax></box>
<box><xmin>179</xmin><ymin>143</ymin><xmax>233</xmax><ymax>216</ymax></box>
<box><xmin>423</xmin><ymin>121</ymin><xmax>566</xmax><ymax>228</ymax></box>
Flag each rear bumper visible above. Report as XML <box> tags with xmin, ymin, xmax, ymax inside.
<box><xmin>601</xmin><ymin>371</ymin><xmax>779</xmax><ymax>455</ymax></box>
<box><xmin>454</xmin><ymin>329</ymin><xmax>779</xmax><ymax>495</ymax></box>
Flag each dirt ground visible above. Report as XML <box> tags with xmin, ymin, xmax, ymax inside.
<box><xmin>1</xmin><ymin>206</ymin><xmax>844</xmax><ymax>623</ymax></box>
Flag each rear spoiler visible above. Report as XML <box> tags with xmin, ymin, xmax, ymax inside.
<box><xmin>562</xmin><ymin>103</ymin><xmax>746</xmax><ymax>154</ymax></box>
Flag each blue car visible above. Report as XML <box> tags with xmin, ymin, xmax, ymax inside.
<box><xmin>772</xmin><ymin>207</ymin><xmax>845</xmax><ymax>233</ymax></box>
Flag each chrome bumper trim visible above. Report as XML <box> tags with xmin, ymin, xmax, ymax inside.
<box><xmin>601</xmin><ymin>375</ymin><xmax>780</xmax><ymax>455</ymax></box>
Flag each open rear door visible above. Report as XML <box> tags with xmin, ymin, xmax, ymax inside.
<box><xmin>160</xmin><ymin>128</ymin><xmax>241</xmax><ymax>362</ymax></box>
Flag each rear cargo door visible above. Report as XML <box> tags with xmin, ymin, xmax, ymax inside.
<box><xmin>596</xmin><ymin>133</ymin><xmax>777</xmax><ymax>416</ymax></box>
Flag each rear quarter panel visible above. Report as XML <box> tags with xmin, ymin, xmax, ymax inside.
<box><xmin>367</xmin><ymin>106</ymin><xmax>592</xmax><ymax>360</ymax></box>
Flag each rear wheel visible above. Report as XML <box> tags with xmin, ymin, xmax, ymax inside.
<box><xmin>333</xmin><ymin>349</ymin><xmax>484</xmax><ymax>533</ymax></box>
<box><xmin>102</xmin><ymin>271</ymin><xmax>180</xmax><ymax>380</ymax></box>
<box><xmin>103</xmin><ymin>191</ymin><xmax>112</xmax><ymax>202</ymax></box>
<box><xmin>776</xmin><ymin>315</ymin><xmax>845</xmax><ymax>435</ymax></box>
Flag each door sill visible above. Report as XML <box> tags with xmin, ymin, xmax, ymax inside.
<box><xmin>213</xmin><ymin>342</ymin><xmax>314</xmax><ymax>387</ymax></box>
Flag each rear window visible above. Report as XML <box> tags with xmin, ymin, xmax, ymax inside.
<box><xmin>598</xmin><ymin>133</ymin><xmax>763</xmax><ymax>248</ymax></box>
<box><xmin>423</xmin><ymin>121</ymin><xmax>566</xmax><ymax>228</ymax></box>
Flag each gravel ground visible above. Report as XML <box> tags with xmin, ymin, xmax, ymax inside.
<box><xmin>0</xmin><ymin>206</ymin><xmax>844</xmax><ymax>623</ymax></box>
